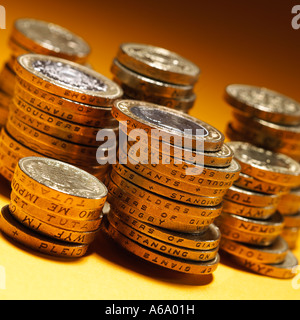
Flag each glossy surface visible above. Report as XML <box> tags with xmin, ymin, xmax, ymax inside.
<box><xmin>0</xmin><ymin>0</ymin><xmax>299</xmax><ymax>300</ymax></box>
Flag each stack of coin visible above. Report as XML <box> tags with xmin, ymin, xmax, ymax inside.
<box><xmin>0</xmin><ymin>53</ymin><xmax>123</xmax><ymax>182</ymax></box>
<box><xmin>0</xmin><ymin>157</ymin><xmax>108</xmax><ymax>258</ymax></box>
<box><xmin>110</xmin><ymin>43</ymin><xmax>200</xmax><ymax>113</ymax></box>
<box><xmin>224</xmin><ymin>84</ymin><xmax>300</xmax><ymax>249</ymax></box>
<box><xmin>0</xmin><ymin>18</ymin><xmax>91</xmax><ymax>125</ymax></box>
<box><xmin>216</xmin><ymin>141</ymin><xmax>300</xmax><ymax>278</ymax></box>
<box><xmin>225</xmin><ymin>84</ymin><xmax>300</xmax><ymax>161</ymax></box>
<box><xmin>101</xmin><ymin>99</ymin><xmax>242</xmax><ymax>275</ymax></box>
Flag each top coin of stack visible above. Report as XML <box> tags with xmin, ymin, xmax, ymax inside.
<box><xmin>0</xmin><ymin>156</ymin><xmax>108</xmax><ymax>258</ymax></box>
<box><xmin>101</xmin><ymin>99</ymin><xmax>241</xmax><ymax>275</ymax></box>
<box><xmin>0</xmin><ymin>53</ymin><xmax>123</xmax><ymax>182</ymax></box>
<box><xmin>225</xmin><ymin>84</ymin><xmax>300</xmax><ymax>161</ymax></box>
<box><xmin>224</xmin><ymin>84</ymin><xmax>300</xmax><ymax>249</ymax></box>
<box><xmin>0</xmin><ymin>18</ymin><xmax>91</xmax><ymax>126</ymax></box>
<box><xmin>111</xmin><ymin>43</ymin><xmax>200</xmax><ymax>113</ymax></box>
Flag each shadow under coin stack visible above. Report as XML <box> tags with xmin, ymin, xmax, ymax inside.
<box><xmin>111</xmin><ymin>43</ymin><xmax>200</xmax><ymax>113</ymax></box>
<box><xmin>0</xmin><ymin>18</ymin><xmax>91</xmax><ymax>126</ymax></box>
<box><xmin>0</xmin><ymin>53</ymin><xmax>123</xmax><ymax>182</ymax></box>
<box><xmin>216</xmin><ymin>141</ymin><xmax>300</xmax><ymax>279</ymax></box>
<box><xmin>0</xmin><ymin>157</ymin><xmax>107</xmax><ymax>258</ymax></box>
<box><xmin>225</xmin><ymin>84</ymin><xmax>300</xmax><ymax>249</ymax></box>
<box><xmin>102</xmin><ymin>99</ymin><xmax>242</xmax><ymax>276</ymax></box>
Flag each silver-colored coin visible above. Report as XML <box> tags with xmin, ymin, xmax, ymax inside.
<box><xmin>14</xmin><ymin>18</ymin><xmax>90</xmax><ymax>60</ymax></box>
<box><xmin>227</xmin><ymin>141</ymin><xmax>300</xmax><ymax>186</ymax></box>
<box><xmin>117</xmin><ymin>43</ymin><xmax>200</xmax><ymax>85</ymax></box>
<box><xmin>32</xmin><ymin>59</ymin><xmax>105</xmax><ymax>92</ymax></box>
<box><xmin>18</xmin><ymin>157</ymin><xmax>107</xmax><ymax>200</ymax></box>
<box><xmin>17</xmin><ymin>54</ymin><xmax>123</xmax><ymax>106</ymax></box>
<box><xmin>226</xmin><ymin>84</ymin><xmax>300</xmax><ymax>125</ymax></box>
<box><xmin>220</xmin><ymin>236</ymin><xmax>289</xmax><ymax>264</ymax></box>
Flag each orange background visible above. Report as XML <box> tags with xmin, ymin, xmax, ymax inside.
<box><xmin>0</xmin><ymin>0</ymin><xmax>300</xmax><ymax>299</ymax></box>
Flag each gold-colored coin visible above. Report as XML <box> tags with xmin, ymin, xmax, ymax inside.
<box><xmin>110</xmin><ymin>165</ymin><xmax>223</xmax><ymax>206</ymax></box>
<box><xmin>105</xmin><ymin>207</ymin><xmax>220</xmax><ymax>250</ymax></box>
<box><xmin>118</xmin><ymin>80</ymin><xmax>196</xmax><ymax>112</ymax></box>
<box><xmin>216</xmin><ymin>222</ymin><xmax>279</xmax><ymax>246</ymax></box>
<box><xmin>10</xmin><ymin>99</ymin><xmax>116</xmax><ymax>146</ymax></box>
<box><xmin>108</xmin><ymin>196</ymin><xmax>215</xmax><ymax>234</ymax></box>
<box><xmin>12</xmin><ymin>175</ymin><xmax>104</xmax><ymax>218</ymax></box>
<box><xmin>222</xmin><ymin>199</ymin><xmax>277</xmax><ymax>220</ymax></box>
<box><xmin>6</xmin><ymin>114</ymin><xmax>100</xmax><ymax>164</ymax></box>
<box><xmin>14</xmin><ymin>88</ymin><xmax>117</xmax><ymax>129</ymax></box>
<box><xmin>0</xmin><ymin>135</ymin><xmax>44</xmax><ymax>174</ymax></box>
<box><xmin>2</xmin><ymin>121</ymin><xmax>104</xmax><ymax>169</ymax></box>
<box><xmin>0</xmin><ymin>126</ymin><xmax>110</xmax><ymax>174</ymax></box>
<box><xmin>106</xmin><ymin>176</ymin><xmax>223</xmax><ymax>222</ymax></box>
<box><xmin>108</xmin><ymin>211</ymin><xmax>218</xmax><ymax>261</ymax></box>
<box><xmin>113</xmin><ymin>162</ymin><xmax>228</xmax><ymax>198</ymax></box>
<box><xmin>102</xmin><ymin>217</ymin><xmax>219</xmax><ymax>275</ymax></box>
<box><xmin>115</xmin><ymin>43</ymin><xmax>200</xmax><ymax>86</ymax></box>
<box><xmin>11</xmin><ymin>18</ymin><xmax>91</xmax><ymax>63</ymax></box>
<box><xmin>224</xmin><ymin>185</ymin><xmax>280</xmax><ymax>207</ymax></box>
<box><xmin>227</xmin><ymin>141</ymin><xmax>300</xmax><ymax>187</ymax></box>
<box><xmin>226</xmin><ymin>122</ymin><xmax>300</xmax><ymax>162</ymax></box>
<box><xmin>1</xmin><ymin>126</ymin><xmax>40</xmax><ymax>157</ymax></box>
<box><xmin>11</xmin><ymin>190</ymin><xmax>102</xmax><ymax>231</ymax></box>
<box><xmin>0</xmin><ymin>205</ymin><xmax>89</xmax><ymax>258</ymax></box>
<box><xmin>225</xmin><ymin>84</ymin><xmax>300</xmax><ymax>126</ymax></box>
<box><xmin>111</xmin><ymin>58</ymin><xmax>194</xmax><ymax>99</ymax></box>
<box><xmin>231</xmin><ymin>250</ymin><xmax>298</xmax><ymax>279</ymax></box>
<box><xmin>15</xmin><ymin>78</ymin><xmax>116</xmax><ymax>122</ymax></box>
<box><xmin>124</xmin><ymin>143</ymin><xmax>241</xmax><ymax>182</ymax></box>
<box><xmin>218</xmin><ymin>211</ymin><xmax>284</xmax><ymax>236</ymax></box>
<box><xmin>234</xmin><ymin>172</ymin><xmax>290</xmax><ymax>195</ymax></box>
<box><xmin>125</xmin><ymin>136</ymin><xmax>234</xmax><ymax>168</ymax></box>
<box><xmin>112</xmin><ymin>99</ymin><xmax>224</xmax><ymax>151</ymax></box>
<box><xmin>220</xmin><ymin>236</ymin><xmax>289</xmax><ymax>264</ymax></box>
<box><xmin>9</xmin><ymin>203</ymin><xmax>99</xmax><ymax>244</ymax></box>
<box><xmin>106</xmin><ymin>171</ymin><xmax>223</xmax><ymax>215</ymax></box>
<box><xmin>10</xmin><ymin>183</ymin><xmax>102</xmax><ymax>221</ymax></box>
<box><xmin>123</xmin><ymin>158</ymin><xmax>234</xmax><ymax>190</ymax></box>
<box><xmin>1</xmin><ymin>119</ymin><xmax>111</xmax><ymax>178</ymax></box>
<box><xmin>14</xmin><ymin>157</ymin><xmax>108</xmax><ymax>208</ymax></box>
<box><xmin>233</xmin><ymin>111</ymin><xmax>300</xmax><ymax>142</ymax></box>
<box><xmin>230</xmin><ymin>119</ymin><xmax>300</xmax><ymax>155</ymax></box>
<box><xmin>15</xmin><ymin>54</ymin><xmax>123</xmax><ymax>107</ymax></box>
